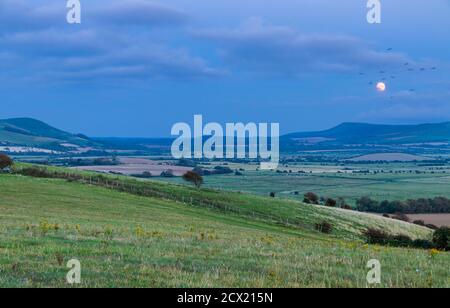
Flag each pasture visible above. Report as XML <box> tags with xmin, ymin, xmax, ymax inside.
<box><xmin>1</xmin><ymin>169</ymin><xmax>448</xmax><ymax>288</ymax></box>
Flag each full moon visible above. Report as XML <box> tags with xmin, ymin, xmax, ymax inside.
<box><xmin>376</xmin><ymin>82</ymin><xmax>386</xmax><ymax>92</ymax></box>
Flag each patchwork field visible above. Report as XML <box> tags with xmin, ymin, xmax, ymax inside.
<box><xmin>73</xmin><ymin>157</ymin><xmax>192</xmax><ymax>176</ymax></box>
<box><xmin>1</xmin><ymin>170</ymin><xmax>448</xmax><ymax>288</ymax></box>
<box><xmin>164</xmin><ymin>170</ymin><xmax>450</xmax><ymax>206</ymax></box>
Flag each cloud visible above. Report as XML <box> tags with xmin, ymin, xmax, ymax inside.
<box><xmin>0</xmin><ymin>0</ymin><xmax>219</xmax><ymax>84</ymax></box>
<box><xmin>0</xmin><ymin>0</ymin><xmax>66</xmax><ymax>31</ymax></box>
<box><xmin>92</xmin><ymin>0</ymin><xmax>188</xmax><ymax>27</ymax></box>
<box><xmin>193</xmin><ymin>17</ymin><xmax>413</xmax><ymax>77</ymax></box>
<box><xmin>359</xmin><ymin>104</ymin><xmax>450</xmax><ymax>123</ymax></box>
<box><xmin>0</xmin><ymin>0</ymin><xmax>187</xmax><ymax>30</ymax></box>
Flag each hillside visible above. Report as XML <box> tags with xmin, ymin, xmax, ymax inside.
<box><xmin>1</xmin><ymin>165</ymin><xmax>448</xmax><ymax>287</ymax></box>
<box><xmin>282</xmin><ymin>122</ymin><xmax>450</xmax><ymax>149</ymax></box>
<box><xmin>0</xmin><ymin>118</ymin><xmax>100</xmax><ymax>151</ymax></box>
<box><xmin>3</xmin><ymin>118</ymin><xmax>450</xmax><ymax>154</ymax></box>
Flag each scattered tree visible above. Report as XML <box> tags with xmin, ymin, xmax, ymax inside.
<box><xmin>433</xmin><ymin>227</ymin><xmax>450</xmax><ymax>251</ymax></box>
<box><xmin>160</xmin><ymin>170</ymin><xmax>175</xmax><ymax>178</ymax></box>
<box><xmin>0</xmin><ymin>154</ymin><xmax>13</xmax><ymax>170</ymax></box>
<box><xmin>304</xmin><ymin>192</ymin><xmax>319</xmax><ymax>204</ymax></box>
<box><xmin>182</xmin><ymin>171</ymin><xmax>204</xmax><ymax>188</ymax></box>
<box><xmin>315</xmin><ymin>221</ymin><xmax>333</xmax><ymax>234</ymax></box>
<box><xmin>325</xmin><ymin>198</ymin><xmax>337</xmax><ymax>207</ymax></box>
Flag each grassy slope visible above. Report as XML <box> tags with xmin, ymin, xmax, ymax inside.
<box><xmin>12</xmin><ymin>163</ymin><xmax>432</xmax><ymax>241</ymax></box>
<box><xmin>1</xmin><ymin>173</ymin><xmax>448</xmax><ymax>287</ymax></box>
<box><xmin>0</xmin><ymin>118</ymin><xmax>95</xmax><ymax>147</ymax></box>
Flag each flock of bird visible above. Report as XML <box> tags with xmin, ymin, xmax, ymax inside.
<box><xmin>358</xmin><ymin>47</ymin><xmax>438</xmax><ymax>99</ymax></box>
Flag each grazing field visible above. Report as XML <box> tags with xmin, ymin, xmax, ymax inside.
<box><xmin>0</xmin><ymin>170</ymin><xmax>447</xmax><ymax>288</ymax></box>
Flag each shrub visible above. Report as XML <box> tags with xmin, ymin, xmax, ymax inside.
<box><xmin>433</xmin><ymin>227</ymin><xmax>450</xmax><ymax>251</ymax></box>
<box><xmin>325</xmin><ymin>198</ymin><xmax>337</xmax><ymax>207</ymax></box>
<box><xmin>182</xmin><ymin>171</ymin><xmax>204</xmax><ymax>188</ymax></box>
<box><xmin>363</xmin><ymin>228</ymin><xmax>390</xmax><ymax>245</ymax></box>
<box><xmin>304</xmin><ymin>192</ymin><xmax>319</xmax><ymax>204</ymax></box>
<box><xmin>270</xmin><ymin>192</ymin><xmax>276</xmax><ymax>198</ymax></box>
<box><xmin>413</xmin><ymin>220</ymin><xmax>426</xmax><ymax>226</ymax></box>
<box><xmin>412</xmin><ymin>239</ymin><xmax>434</xmax><ymax>249</ymax></box>
<box><xmin>160</xmin><ymin>170</ymin><xmax>175</xmax><ymax>178</ymax></box>
<box><xmin>17</xmin><ymin>167</ymin><xmax>52</xmax><ymax>178</ymax></box>
<box><xmin>0</xmin><ymin>153</ymin><xmax>13</xmax><ymax>170</ymax></box>
<box><xmin>341</xmin><ymin>204</ymin><xmax>352</xmax><ymax>210</ymax></box>
<box><xmin>391</xmin><ymin>213</ymin><xmax>410</xmax><ymax>222</ymax></box>
<box><xmin>382</xmin><ymin>213</ymin><xmax>391</xmax><ymax>218</ymax></box>
<box><xmin>315</xmin><ymin>221</ymin><xmax>333</xmax><ymax>234</ymax></box>
<box><xmin>390</xmin><ymin>234</ymin><xmax>413</xmax><ymax>247</ymax></box>
<box><xmin>426</xmin><ymin>224</ymin><xmax>439</xmax><ymax>230</ymax></box>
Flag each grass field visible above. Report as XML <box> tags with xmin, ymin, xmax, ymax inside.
<box><xmin>163</xmin><ymin>169</ymin><xmax>450</xmax><ymax>205</ymax></box>
<box><xmin>0</xmin><ymin>169</ymin><xmax>448</xmax><ymax>288</ymax></box>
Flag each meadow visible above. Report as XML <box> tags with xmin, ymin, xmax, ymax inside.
<box><xmin>0</xmin><ymin>167</ymin><xmax>448</xmax><ymax>288</ymax></box>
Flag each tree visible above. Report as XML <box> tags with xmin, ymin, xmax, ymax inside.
<box><xmin>304</xmin><ymin>192</ymin><xmax>319</xmax><ymax>204</ymax></box>
<box><xmin>182</xmin><ymin>171</ymin><xmax>204</xmax><ymax>188</ymax></box>
<box><xmin>325</xmin><ymin>198</ymin><xmax>337</xmax><ymax>207</ymax></box>
<box><xmin>0</xmin><ymin>154</ymin><xmax>13</xmax><ymax>170</ymax></box>
<box><xmin>433</xmin><ymin>227</ymin><xmax>450</xmax><ymax>251</ymax></box>
<box><xmin>161</xmin><ymin>170</ymin><xmax>175</xmax><ymax>178</ymax></box>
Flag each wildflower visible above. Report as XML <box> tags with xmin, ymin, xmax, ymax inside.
<box><xmin>430</xmin><ymin>249</ymin><xmax>440</xmax><ymax>258</ymax></box>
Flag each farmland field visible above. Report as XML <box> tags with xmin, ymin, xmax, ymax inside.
<box><xmin>1</xmin><ymin>169</ymin><xmax>448</xmax><ymax>288</ymax></box>
<box><xmin>163</xmin><ymin>167</ymin><xmax>450</xmax><ymax>205</ymax></box>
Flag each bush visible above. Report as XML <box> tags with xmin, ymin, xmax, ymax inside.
<box><xmin>390</xmin><ymin>234</ymin><xmax>413</xmax><ymax>247</ymax></box>
<box><xmin>0</xmin><ymin>153</ymin><xmax>13</xmax><ymax>170</ymax></box>
<box><xmin>315</xmin><ymin>221</ymin><xmax>333</xmax><ymax>234</ymax></box>
<box><xmin>341</xmin><ymin>204</ymin><xmax>353</xmax><ymax>210</ymax></box>
<box><xmin>269</xmin><ymin>192</ymin><xmax>276</xmax><ymax>198</ymax></box>
<box><xmin>160</xmin><ymin>170</ymin><xmax>175</xmax><ymax>178</ymax></box>
<box><xmin>433</xmin><ymin>227</ymin><xmax>450</xmax><ymax>251</ymax></box>
<box><xmin>363</xmin><ymin>228</ymin><xmax>437</xmax><ymax>249</ymax></box>
<box><xmin>391</xmin><ymin>213</ymin><xmax>410</xmax><ymax>222</ymax></box>
<box><xmin>382</xmin><ymin>213</ymin><xmax>391</xmax><ymax>218</ymax></box>
<box><xmin>182</xmin><ymin>171</ymin><xmax>204</xmax><ymax>188</ymax></box>
<box><xmin>363</xmin><ymin>228</ymin><xmax>390</xmax><ymax>245</ymax></box>
<box><xmin>412</xmin><ymin>239</ymin><xmax>434</xmax><ymax>249</ymax></box>
<box><xmin>304</xmin><ymin>192</ymin><xmax>319</xmax><ymax>204</ymax></box>
<box><xmin>426</xmin><ymin>224</ymin><xmax>439</xmax><ymax>230</ymax></box>
<box><xmin>17</xmin><ymin>167</ymin><xmax>52</xmax><ymax>178</ymax></box>
<box><xmin>325</xmin><ymin>198</ymin><xmax>337</xmax><ymax>207</ymax></box>
<box><xmin>413</xmin><ymin>220</ymin><xmax>426</xmax><ymax>226</ymax></box>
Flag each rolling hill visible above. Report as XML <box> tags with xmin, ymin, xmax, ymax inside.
<box><xmin>0</xmin><ymin>118</ymin><xmax>100</xmax><ymax>151</ymax></box>
<box><xmin>282</xmin><ymin>122</ymin><xmax>450</xmax><ymax>149</ymax></box>
<box><xmin>3</xmin><ymin>118</ymin><xmax>450</xmax><ymax>154</ymax></box>
<box><xmin>1</xmin><ymin>164</ymin><xmax>448</xmax><ymax>287</ymax></box>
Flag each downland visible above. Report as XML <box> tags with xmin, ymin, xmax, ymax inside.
<box><xmin>0</xmin><ymin>163</ymin><xmax>448</xmax><ymax>287</ymax></box>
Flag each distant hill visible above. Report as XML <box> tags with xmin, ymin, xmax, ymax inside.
<box><xmin>0</xmin><ymin>118</ymin><xmax>100</xmax><ymax>151</ymax></box>
<box><xmin>282</xmin><ymin>122</ymin><xmax>450</xmax><ymax>150</ymax></box>
<box><xmin>3</xmin><ymin>118</ymin><xmax>450</xmax><ymax>154</ymax></box>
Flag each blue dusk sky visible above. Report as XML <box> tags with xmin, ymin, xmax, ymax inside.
<box><xmin>1</xmin><ymin>0</ymin><xmax>450</xmax><ymax>137</ymax></box>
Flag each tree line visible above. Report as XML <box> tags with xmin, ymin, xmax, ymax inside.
<box><xmin>356</xmin><ymin>196</ymin><xmax>450</xmax><ymax>214</ymax></box>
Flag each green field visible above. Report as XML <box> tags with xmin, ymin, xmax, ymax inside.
<box><xmin>163</xmin><ymin>164</ymin><xmax>450</xmax><ymax>205</ymax></box>
<box><xmin>0</xmin><ymin>167</ymin><xmax>448</xmax><ymax>288</ymax></box>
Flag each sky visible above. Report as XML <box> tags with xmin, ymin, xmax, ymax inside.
<box><xmin>1</xmin><ymin>0</ymin><xmax>450</xmax><ymax>137</ymax></box>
